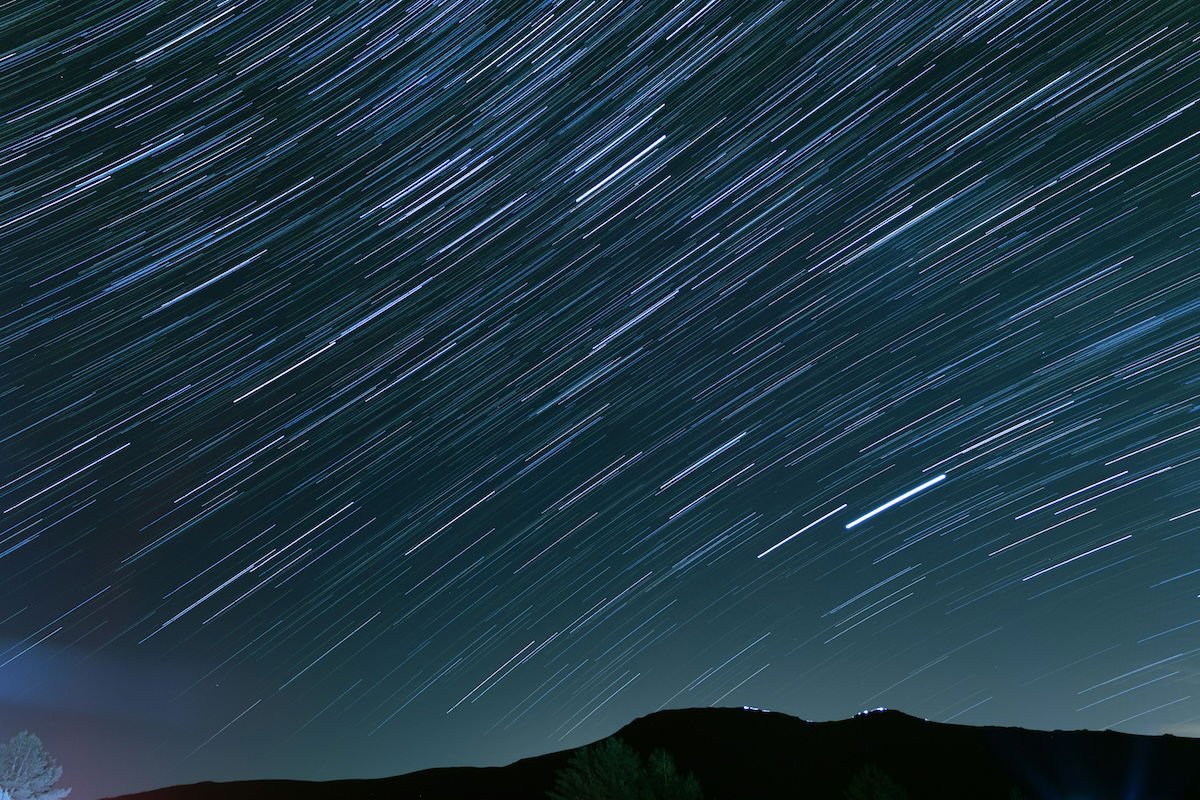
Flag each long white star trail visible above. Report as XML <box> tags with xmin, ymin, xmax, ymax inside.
<box><xmin>1</xmin><ymin>0</ymin><xmax>1198</xmax><ymax>794</ymax></box>
<box><xmin>845</xmin><ymin>474</ymin><xmax>948</xmax><ymax>529</ymax></box>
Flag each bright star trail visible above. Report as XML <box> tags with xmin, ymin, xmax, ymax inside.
<box><xmin>1</xmin><ymin>0</ymin><xmax>1198</xmax><ymax>796</ymax></box>
<box><xmin>844</xmin><ymin>474</ymin><xmax>948</xmax><ymax>529</ymax></box>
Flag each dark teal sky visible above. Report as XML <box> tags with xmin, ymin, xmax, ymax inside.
<box><xmin>2</xmin><ymin>0</ymin><xmax>1199</xmax><ymax>797</ymax></box>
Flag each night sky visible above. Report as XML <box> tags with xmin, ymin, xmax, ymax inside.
<box><xmin>2</xmin><ymin>0</ymin><xmax>1199</xmax><ymax>796</ymax></box>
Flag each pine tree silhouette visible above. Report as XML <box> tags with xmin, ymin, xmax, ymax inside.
<box><xmin>547</xmin><ymin>737</ymin><xmax>702</xmax><ymax>800</ymax></box>
<box><xmin>843</xmin><ymin>762</ymin><xmax>907</xmax><ymax>800</ymax></box>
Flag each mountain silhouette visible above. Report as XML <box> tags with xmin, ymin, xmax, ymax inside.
<box><xmin>102</xmin><ymin>707</ymin><xmax>1200</xmax><ymax>799</ymax></box>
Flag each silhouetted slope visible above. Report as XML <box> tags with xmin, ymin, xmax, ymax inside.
<box><xmin>102</xmin><ymin>707</ymin><xmax>1200</xmax><ymax>800</ymax></box>
<box><xmin>613</xmin><ymin>707</ymin><xmax>1200</xmax><ymax>798</ymax></box>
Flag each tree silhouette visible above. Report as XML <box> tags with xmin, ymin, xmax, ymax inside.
<box><xmin>547</xmin><ymin>736</ymin><xmax>702</xmax><ymax>800</ymax></box>
<box><xmin>645</xmin><ymin>748</ymin><xmax>703</xmax><ymax>800</ymax></box>
<box><xmin>843</xmin><ymin>762</ymin><xmax>907</xmax><ymax>800</ymax></box>
<box><xmin>0</xmin><ymin>732</ymin><xmax>70</xmax><ymax>800</ymax></box>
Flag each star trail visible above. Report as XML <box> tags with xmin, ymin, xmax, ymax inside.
<box><xmin>1</xmin><ymin>0</ymin><xmax>1199</xmax><ymax>795</ymax></box>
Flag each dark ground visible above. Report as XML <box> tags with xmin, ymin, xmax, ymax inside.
<box><xmin>102</xmin><ymin>706</ymin><xmax>1200</xmax><ymax>799</ymax></box>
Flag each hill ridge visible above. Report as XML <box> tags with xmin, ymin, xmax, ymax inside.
<box><xmin>102</xmin><ymin>706</ymin><xmax>1200</xmax><ymax>800</ymax></box>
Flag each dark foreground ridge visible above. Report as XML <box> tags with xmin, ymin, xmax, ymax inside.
<box><xmin>102</xmin><ymin>707</ymin><xmax>1200</xmax><ymax>799</ymax></box>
